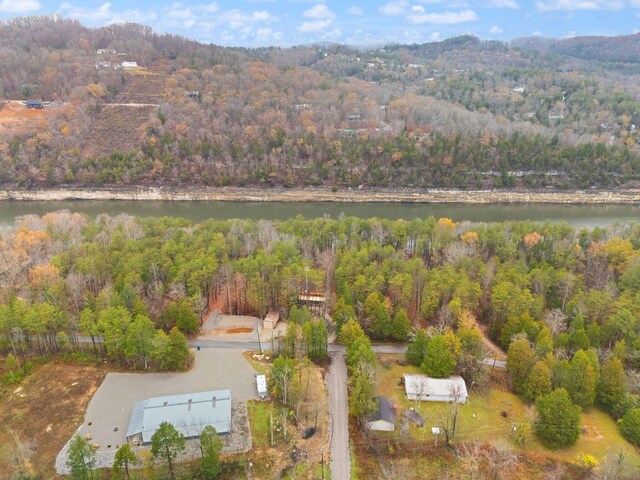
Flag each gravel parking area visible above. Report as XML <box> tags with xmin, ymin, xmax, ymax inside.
<box><xmin>55</xmin><ymin>348</ymin><xmax>256</xmax><ymax>474</ymax></box>
<box><xmin>200</xmin><ymin>311</ymin><xmax>287</xmax><ymax>342</ymax></box>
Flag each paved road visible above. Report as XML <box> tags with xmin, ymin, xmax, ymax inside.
<box><xmin>326</xmin><ymin>351</ymin><xmax>350</xmax><ymax>480</ymax></box>
<box><xmin>482</xmin><ymin>357</ymin><xmax>507</xmax><ymax>369</ymax></box>
<box><xmin>102</xmin><ymin>102</ymin><xmax>159</xmax><ymax>107</ymax></box>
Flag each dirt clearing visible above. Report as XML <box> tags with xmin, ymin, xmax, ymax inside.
<box><xmin>0</xmin><ymin>361</ymin><xmax>107</xmax><ymax>479</ymax></box>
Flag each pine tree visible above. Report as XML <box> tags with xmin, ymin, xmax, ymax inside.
<box><xmin>200</xmin><ymin>425</ymin><xmax>223</xmax><ymax>478</ymax></box>
<box><xmin>598</xmin><ymin>356</ymin><xmax>626</xmax><ymax>412</ymax></box>
<box><xmin>113</xmin><ymin>443</ymin><xmax>137</xmax><ymax>480</ymax></box>
<box><xmin>151</xmin><ymin>422</ymin><xmax>186</xmax><ymax>480</ymax></box>
<box><xmin>535</xmin><ymin>388</ymin><xmax>581</xmax><ymax>448</ymax></box>
<box><xmin>506</xmin><ymin>337</ymin><xmax>536</xmax><ymax>395</ymax></box>
<box><xmin>406</xmin><ymin>329</ymin><xmax>428</xmax><ymax>366</ymax></box>
<box><xmin>66</xmin><ymin>434</ymin><xmax>97</xmax><ymax>480</ymax></box>
<box><xmin>569</xmin><ymin>350</ymin><xmax>596</xmax><ymax>409</ymax></box>
<box><xmin>523</xmin><ymin>360</ymin><xmax>552</xmax><ymax>400</ymax></box>
<box><xmin>620</xmin><ymin>408</ymin><xmax>640</xmax><ymax>446</ymax></box>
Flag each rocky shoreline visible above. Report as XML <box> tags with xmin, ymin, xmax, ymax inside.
<box><xmin>2</xmin><ymin>187</ymin><xmax>640</xmax><ymax>204</ymax></box>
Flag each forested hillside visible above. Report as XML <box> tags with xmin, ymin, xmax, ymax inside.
<box><xmin>2</xmin><ymin>16</ymin><xmax>640</xmax><ymax>189</ymax></box>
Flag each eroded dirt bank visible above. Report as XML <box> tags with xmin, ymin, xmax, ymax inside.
<box><xmin>2</xmin><ymin>187</ymin><xmax>640</xmax><ymax>203</ymax></box>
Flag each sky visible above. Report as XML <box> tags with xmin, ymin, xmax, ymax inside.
<box><xmin>1</xmin><ymin>0</ymin><xmax>640</xmax><ymax>47</ymax></box>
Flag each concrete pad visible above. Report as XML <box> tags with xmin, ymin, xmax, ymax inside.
<box><xmin>76</xmin><ymin>348</ymin><xmax>258</xmax><ymax>451</ymax></box>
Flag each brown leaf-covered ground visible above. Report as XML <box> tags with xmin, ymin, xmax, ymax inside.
<box><xmin>0</xmin><ymin>360</ymin><xmax>107</xmax><ymax>479</ymax></box>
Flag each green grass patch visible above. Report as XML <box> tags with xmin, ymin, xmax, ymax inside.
<box><xmin>247</xmin><ymin>400</ymin><xmax>275</xmax><ymax>449</ymax></box>
<box><xmin>375</xmin><ymin>356</ymin><xmax>640</xmax><ymax>470</ymax></box>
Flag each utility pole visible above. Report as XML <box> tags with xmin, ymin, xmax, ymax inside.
<box><xmin>255</xmin><ymin>324</ymin><xmax>263</xmax><ymax>355</ymax></box>
<box><xmin>304</xmin><ymin>266</ymin><xmax>309</xmax><ymax>293</ymax></box>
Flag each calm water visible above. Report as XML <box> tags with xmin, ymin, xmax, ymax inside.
<box><xmin>0</xmin><ymin>200</ymin><xmax>638</xmax><ymax>228</ymax></box>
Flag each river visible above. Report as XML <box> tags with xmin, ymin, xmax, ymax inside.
<box><xmin>0</xmin><ymin>200</ymin><xmax>638</xmax><ymax>227</ymax></box>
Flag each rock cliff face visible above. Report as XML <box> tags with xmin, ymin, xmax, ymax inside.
<box><xmin>3</xmin><ymin>187</ymin><xmax>640</xmax><ymax>203</ymax></box>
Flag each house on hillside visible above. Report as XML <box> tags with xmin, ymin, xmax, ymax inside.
<box><xmin>121</xmin><ymin>61</ymin><xmax>138</xmax><ymax>68</ymax></box>
<box><xmin>126</xmin><ymin>389</ymin><xmax>231</xmax><ymax>445</ymax></box>
<box><xmin>403</xmin><ymin>374</ymin><xmax>468</xmax><ymax>403</ymax></box>
<box><xmin>26</xmin><ymin>100</ymin><xmax>44</xmax><ymax>109</ymax></box>
<box><xmin>366</xmin><ymin>397</ymin><xmax>396</xmax><ymax>432</ymax></box>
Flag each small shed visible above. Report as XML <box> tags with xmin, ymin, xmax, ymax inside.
<box><xmin>402</xmin><ymin>408</ymin><xmax>425</xmax><ymax>427</ymax></box>
<box><xmin>366</xmin><ymin>397</ymin><xmax>396</xmax><ymax>432</ymax></box>
<box><xmin>403</xmin><ymin>374</ymin><xmax>468</xmax><ymax>403</ymax></box>
<box><xmin>256</xmin><ymin>374</ymin><xmax>268</xmax><ymax>399</ymax></box>
<box><xmin>263</xmin><ymin>311</ymin><xmax>279</xmax><ymax>330</ymax></box>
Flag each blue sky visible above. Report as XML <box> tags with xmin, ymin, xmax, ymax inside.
<box><xmin>2</xmin><ymin>0</ymin><xmax>640</xmax><ymax>47</ymax></box>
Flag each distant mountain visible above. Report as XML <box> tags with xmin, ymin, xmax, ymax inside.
<box><xmin>512</xmin><ymin>33</ymin><xmax>640</xmax><ymax>64</ymax></box>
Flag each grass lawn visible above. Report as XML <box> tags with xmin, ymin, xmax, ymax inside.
<box><xmin>375</xmin><ymin>355</ymin><xmax>640</xmax><ymax>471</ymax></box>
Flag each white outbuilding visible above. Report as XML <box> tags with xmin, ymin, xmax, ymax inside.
<box><xmin>403</xmin><ymin>374</ymin><xmax>468</xmax><ymax>403</ymax></box>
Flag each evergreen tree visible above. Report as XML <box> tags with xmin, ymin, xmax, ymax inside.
<box><xmin>406</xmin><ymin>328</ymin><xmax>428</xmax><ymax>366</ymax></box>
<box><xmin>338</xmin><ymin>317</ymin><xmax>366</xmax><ymax>347</ymax></box>
<box><xmin>151</xmin><ymin>422</ymin><xmax>186</xmax><ymax>480</ymax></box>
<box><xmin>535</xmin><ymin>388</ymin><xmax>581</xmax><ymax>448</ymax></box>
<box><xmin>390</xmin><ymin>309</ymin><xmax>410</xmax><ymax>341</ymax></box>
<box><xmin>507</xmin><ymin>337</ymin><xmax>536</xmax><ymax>395</ymax></box>
<box><xmin>346</xmin><ymin>335</ymin><xmax>376</xmax><ymax>372</ymax></box>
<box><xmin>66</xmin><ymin>434</ymin><xmax>97</xmax><ymax>480</ymax></box>
<box><xmin>199</xmin><ymin>425</ymin><xmax>223</xmax><ymax>479</ymax></box>
<box><xmin>123</xmin><ymin>314</ymin><xmax>155</xmax><ymax>369</ymax></box>
<box><xmin>167</xmin><ymin>327</ymin><xmax>191</xmax><ymax>370</ymax></box>
<box><xmin>569</xmin><ymin>350</ymin><xmax>597</xmax><ymax>409</ymax></box>
<box><xmin>598</xmin><ymin>356</ymin><xmax>626</xmax><ymax>412</ymax></box>
<box><xmin>113</xmin><ymin>443</ymin><xmax>137</xmax><ymax>480</ymax></box>
<box><xmin>523</xmin><ymin>360</ymin><xmax>552</xmax><ymax>400</ymax></box>
<box><xmin>421</xmin><ymin>333</ymin><xmax>458</xmax><ymax>378</ymax></box>
<box><xmin>364</xmin><ymin>291</ymin><xmax>392</xmax><ymax>340</ymax></box>
<box><xmin>164</xmin><ymin>299</ymin><xmax>200</xmax><ymax>334</ymax></box>
<box><xmin>332</xmin><ymin>296</ymin><xmax>355</xmax><ymax>334</ymax></box>
<box><xmin>619</xmin><ymin>408</ymin><xmax>640</xmax><ymax>446</ymax></box>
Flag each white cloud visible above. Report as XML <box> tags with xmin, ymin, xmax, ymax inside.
<box><xmin>254</xmin><ymin>27</ymin><xmax>283</xmax><ymax>43</ymax></box>
<box><xmin>303</xmin><ymin>3</ymin><xmax>336</xmax><ymax>20</ymax></box>
<box><xmin>58</xmin><ymin>1</ymin><xmax>278</xmax><ymax>46</ymax></box>
<box><xmin>224</xmin><ymin>9</ymin><xmax>272</xmax><ymax>29</ymax></box>
<box><xmin>379</xmin><ymin>1</ymin><xmax>408</xmax><ymax>16</ymax></box>
<box><xmin>535</xmin><ymin>0</ymin><xmax>623</xmax><ymax>12</ymax></box>
<box><xmin>322</xmin><ymin>28</ymin><xmax>342</xmax><ymax>40</ymax></box>
<box><xmin>408</xmin><ymin>8</ymin><xmax>478</xmax><ymax>24</ymax></box>
<box><xmin>347</xmin><ymin>6</ymin><xmax>364</xmax><ymax>15</ymax></box>
<box><xmin>298</xmin><ymin>3</ymin><xmax>336</xmax><ymax>33</ymax></box>
<box><xmin>489</xmin><ymin>25</ymin><xmax>503</xmax><ymax>34</ymax></box>
<box><xmin>0</xmin><ymin>0</ymin><xmax>40</xmax><ymax>12</ymax></box>
<box><xmin>298</xmin><ymin>19</ymin><xmax>333</xmax><ymax>32</ymax></box>
<box><xmin>429</xmin><ymin>32</ymin><xmax>441</xmax><ymax>41</ymax></box>
<box><xmin>59</xmin><ymin>2</ymin><xmax>158</xmax><ymax>23</ymax></box>
<box><xmin>487</xmin><ymin>0</ymin><xmax>519</xmax><ymax>8</ymax></box>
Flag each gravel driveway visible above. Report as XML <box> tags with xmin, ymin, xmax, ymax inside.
<box><xmin>56</xmin><ymin>348</ymin><xmax>257</xmax><ymax>473</ymax></box>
